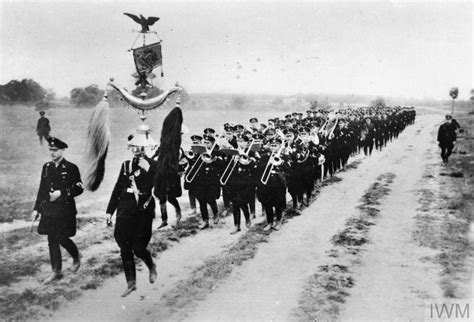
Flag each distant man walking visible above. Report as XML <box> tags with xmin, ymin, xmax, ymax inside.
<box><xmin>437</xmin><ymin>114</ymin><xmax>457</xmax><ymax>164</ymax></box>
<box><xmin>36</xmin><ymin>111</ymin><xmax>51</xmax><ymax>144</ymax></box>
<box><xmin>31</xmin><ymin>137</ymin><xmax>83</xmax><ymax>284</ymax></box>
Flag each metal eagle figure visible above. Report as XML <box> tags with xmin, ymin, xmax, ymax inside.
<box><xmin>123</xmin><ymin>13</ymin><xmax>160</xmax><ymax>33</ymax></box>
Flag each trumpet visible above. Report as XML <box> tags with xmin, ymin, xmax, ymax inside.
<box><xmin>260</xmin><ymin>146</ymin><xmax>284</xmax><ymax>185</ymax></box>
<box><xmin>184</xmin><ymin>150</ymin><xmax>196</xmax><ymax>160</ymax></box>
<box><xmin>185</xmin><ymin>141</ymin><xmax>218</xmax><ymax>183</ymax></box>
<box><xmin>220</xmin><ymin>140</ymin><xmax>254</xmax><ymax>186</ymax></box>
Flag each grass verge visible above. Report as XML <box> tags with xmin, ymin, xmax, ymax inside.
<box><xmin>414</xmin><ymin>112</ymin><xmax>473</xmax><ymax>298</ymax></box>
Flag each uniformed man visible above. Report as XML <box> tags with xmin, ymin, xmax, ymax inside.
<box><xmin>105</xmin><ymin>134</ymin><xmax>158</xmax><ymax>297</ymax></box>
<box><xmin>437</xmin><ymin>114</ymin><xmax>458</xmax><ymax>164</ymax></box>
<box><xmin>226</xmin><ymin>135</ymin><xmax>257</xmax><ymax>234</ymax></box>
<box><xmin>36</xmin><ymin>111</ymin><xmax>51</xmax><ymax>144</ymax></box>
<box><xmin>256</xmin><ymin>137</ymin><xmax>289</xmax><ymax>231</ymax></box>
<box><xmin>248</xmin><ymin>117</ymin><xmax>260</xmax><ymax>133</ymax></box>
<box><xmin>360</xmin><ymin>117</ymin><xmax>375</xmax><ymax>156</ymax></box>
<box><xmin>183</xmin><ymin>135</ymin><xmax>203</xmax><ymax>216</ymax></box>
<box><xmin>192</xmin><ymin>135</ymin><xmax>224</xmax><ymax>229</ymax></box>
<box><xmin>31</xmin><ymin>137</ymin><xmax>83</xmax><ymax>285</ymax></box>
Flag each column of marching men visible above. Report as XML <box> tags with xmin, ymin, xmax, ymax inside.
<box><xmin>31</xmin><ymin>104</ymin><xmax>415</xmax><ymax>294</ymax></box>
<box><xmin>173</xmin><ymin>106</ymin><xmax>416</xmax><ymax>233</ymax></box>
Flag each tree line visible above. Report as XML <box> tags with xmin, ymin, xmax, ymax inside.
<box><xmin>0</xmin><ymin>78</ymin><xmax>472</xmax><ymax>110</ymax></box>
<box><xmin>0</xmin><ymin>78</ymin><xmax>166</xmax><ymax>109</ymax></box>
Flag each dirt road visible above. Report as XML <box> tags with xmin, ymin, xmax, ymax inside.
<box><xmin>46</xmin><ymin>110</ymin><xmax>469</xmax><ymax>321</ymax></box>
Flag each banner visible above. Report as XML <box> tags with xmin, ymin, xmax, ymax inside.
<box><xmin>133</xmin><ymin>42</ymin><xmax>162</xmax><ymax>74</ymax></box>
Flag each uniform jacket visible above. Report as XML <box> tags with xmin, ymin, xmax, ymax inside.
<box><xmin>106</xmin><ymin>157</ymin><xmax>156</xmax><ymax>216</ymax></box>
<box><xmin>34</xmin><ymin>158</ymin><xmax>83</xmax><ymax>236</ymax></box>
<box><xmin>36</xmin><ymin>117</ymin><xmax>51</xmax><ymax>135</ymax></box>
<box><xmin>437</xmin><ymin>122</ymin><xmax>457</xmax><ymax>145</ymax></box>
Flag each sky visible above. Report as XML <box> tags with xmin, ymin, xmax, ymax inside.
<box><xmin>0</xmin><ymin>0</ymin><xmax>472</xmax><ymax>100</ymax></box>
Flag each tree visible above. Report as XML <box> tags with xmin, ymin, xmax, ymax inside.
<box><xmin>0</xmin><ymin>78</ymin><xmax>47</xmax><ymax>105</ymax></box>
<box><xmin>70</xmin><ymin>84</ymin><xmax>104</xmax><ymax>107</ymax></box>
<box><xmin>470</xmin><ymin>89</ymin><xmax>474</xmax><ymax>103</ymax></box>
<box><xmin>449</xmin><ymin>87</ymin><xmax>459</xmax><ymax>114</ymax></box>
<box><xmin>309</xmin><ymin>100</ymin><xmax>318</xmax><ymax>110</ymax></box>
<box><xmin>370</xmin><ymin>97</ymin><xmax>386</xmax><ymax>109</ymax></box>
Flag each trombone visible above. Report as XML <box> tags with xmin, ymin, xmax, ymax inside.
<box><xmin>260</xmin><ymin>145</ymin><xmax>284</xmax><ymax>185</ymax></box>
<box><xmin>184</xmin><ymin>141</ymin><xmax>218</xmax><ymax>183</ymax></box>
<box><xmin>327</xmin><ymin>118</ymin><xmax>339</xmax><ymax>140</ymax></box>
<box><xmin>220</xmin><ymin>139</ymin><xmax>254</xmax><ymax>186</ymax></box>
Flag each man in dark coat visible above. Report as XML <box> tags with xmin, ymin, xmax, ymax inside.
<box><xmin>106</xmin><ymin>134</ymin><xmax>158</xmax><ymax>297</ymax></box>
<box><xmin>256</xmin><ymin>137</ymin><xmax>290</xmax><ymax>231</ymax></box>
<box><xmin>192</xmin><ymin>135</ymin><xmax>224</xmax><ymax>229</ymax></box>
<box><xmin>31</xmin><ymin>137</ymin><xmax>83</xmax><ymax>285</ymax></box>
<box><xmin>360</xmin><ymin>117</ymin><xmax>375</xmax><ymax>156</ymax></box>
<box><xmin>226</xmin><ymin>135</ymin><xmax>257</xmax><ymax>234</ymax></box>
<box><xmin>36</xmin><ymin>111</ymin><xmax>51</xmax><ymax>144</ymax></box>
<box><xmin>437</xmin><ymin>114</ymin><xmax>458</xmax><ymax>164</ymax></box>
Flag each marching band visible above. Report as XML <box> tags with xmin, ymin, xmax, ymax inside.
<box><xmin>178</xmin><ymin>105</ymin><xmax>416</xmax><ymax>233</ymax></box>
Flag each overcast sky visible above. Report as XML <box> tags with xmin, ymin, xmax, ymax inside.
<box><xmin>0</xmin><ymin>0</ymin><xmax>472</xmax><ymax>100</ymax></box>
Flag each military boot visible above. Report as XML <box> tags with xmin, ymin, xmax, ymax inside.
<box><xmin>71</xmin><ymin>252</ymin><xmax>81</xmax><ymax>273</ymax></box>
<box><xmin>230</xmin><ymin>225</ymin><xmax>241</xmax><ymax>235</ymax></box>
<box><xmin>149</xmin><ymin>262</ymin><xmax>157</xmax><ymax>284</ymax></box>
<box><xmin>42</xmin><ymin>271</ymin><xmax>62</xmax><ymax>285</ymax></box>
<box><xmin>157</xmin><ymin>204</ymin><xmax>168</xmax><ymax>229</ymax></box>
<box><xmin>121</xmin><ymin>260</ymin><xmax>137</xmax><ymax>297</ymax></box>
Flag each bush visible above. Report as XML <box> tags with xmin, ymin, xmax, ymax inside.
<box><xmin>70</xmin><ymin>84</ymin><xmax>104</xmax><ymax>107</ymax></box>
<box><xmin>370</xmin><ymin>97</ymin><xmax>386</xmax><ymax>109</ymax></box>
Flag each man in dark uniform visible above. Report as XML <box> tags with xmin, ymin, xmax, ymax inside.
<box><xmin>360</xmin><ymin>117</ymin><xmax>375</xmax><ymax>156</ymax></box>
<box><xmin>248</xmin><ymin>117</ymin><xmax>260</xmax><ymax>133</ymax></box>
<box><xmin>437</xmin><ymin>114</ymin><xmax>458</xmax><ymax>164</ymax></box>
<box><xmin>192</xmin><ymin>135</ymin><xmax>224</xmax><ymax>229</ymax></box>
<box><xmin>106</xmin><ymin>134</ymin><xmax>158</xmax><ymax>297</ymax></box>
<box><xmin>226</xmin><ymin>135</ymin><xmax>257</xmax><ymax>234</ymax></box>
<box><xmin>256</xmin><ymin>137</ymin><xmax>289</xmax><ymax>231</ymax></box>
<box><xmin>36</xmin><ymin>111</ymin><xmax>51</xmax><ymax>144</ymax></box>
<box><xmin>183</xmin><ymin>135</ymin><xmax>204</xmax><ymax>216</ymax></box>
<box><xmin>31</xmin><ymin>137</ymin><xmax>83</xmax><ymax>285</ymax></box>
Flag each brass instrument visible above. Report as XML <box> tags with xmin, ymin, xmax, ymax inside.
<box><xmin>318</xmin><ymin>119</ymin><xmax>329</xmax><ymax>137</ymax></box>
<box><xmin>185</xmin><ymin>141</ymin><xmax>217</xmax><ymax>183</ymax></box>
<box><xmin>184</xmin><ymin>150</ymin><xmax>196</xmax><ymax>160</ymax></box>
<box><xmin>260</xmin><ymin>146</ymin><xmax>284</xmax><ymax>185</ymax></box>
<box><xmin>327</xmin><ymin>118</ymin><xmax>339</xmax><ymax>140</ymax></box>
<box><xmin>275</xmin><ymin>129</ymin><xmax>286</xmax><ymax>141</ymax></box>
<box><xmin>220</xmin><ymin>139</ymin><xmax>254</xmax><ymax>186</ymax></box>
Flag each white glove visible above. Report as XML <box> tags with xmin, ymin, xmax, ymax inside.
<box><xmin>31</xmin><ymin>210</ymin><xmax>39</xmax><ymax>221</ymax></box>
<box><xmin>138</xmin><ymin>158</ymin><xmax>150</xmax><ymax>172</ymax></box>
<box><xmin>49</xmin><ymin>190</ymin><xmax>61</xmax><ymax>202</ymax></box>
<box><xmin>106</xmin><ymin>213</ymin><xmax>114</xmax><ymax>227</ymax></box>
